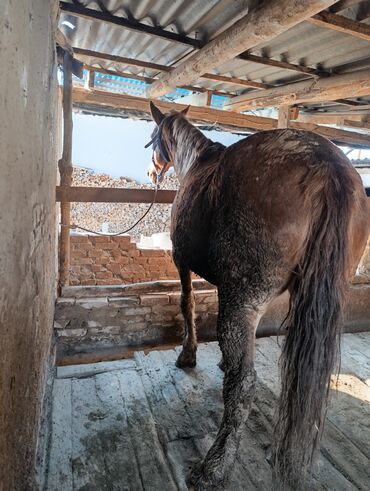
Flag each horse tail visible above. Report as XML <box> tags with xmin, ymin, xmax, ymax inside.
<box><xmin>274</xmin><ymin>158</ymin><xmax>355</xmax><ymax>486</ymax></box>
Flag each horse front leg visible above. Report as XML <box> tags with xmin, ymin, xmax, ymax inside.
<box><xmin>176</xmin><ymin>267</ymin><xmax>197</xmax><ymax>368</ymax></box>
<box><xmin>189</xmin><ymin>289</ymin><xmax>263</xmax><ymax>489</ymax></box>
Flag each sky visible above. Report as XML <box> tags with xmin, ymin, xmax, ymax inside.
<box><xmin>72</xmin><ymin>113</ymin><xmax>370</xmax><ymax>186</ymax></box>
<box><xmin>72</xmin><ymin>114</ymin><xmax>244</xmax><ymax>183</ymax></box>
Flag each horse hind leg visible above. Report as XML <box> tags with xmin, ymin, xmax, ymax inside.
<box><xmin>176</xmin><ymin>267</ymin><xmax>197</xmax><ymax>369</ymax></box>
<box><xmin>188</xmin><ymin>287</ymin><xmax>266</xmax><ymax>489</ymax></box>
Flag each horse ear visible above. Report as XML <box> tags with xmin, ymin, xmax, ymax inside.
<box><xmin>150</xmin><ymin>101</ymin><xmax>164</xmax><ymax>125</ymax></box>
<box><xmin>181</xmin><ymin>105</ymin><xmax>190</xmax><ymax>117</ymax></box>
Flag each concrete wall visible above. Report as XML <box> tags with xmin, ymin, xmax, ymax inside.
<box><xmin>0</xmin><ymin>1</ymin><xmax>57</xmax><ymax>489</ymax></box>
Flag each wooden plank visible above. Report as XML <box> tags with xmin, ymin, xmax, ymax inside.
<box><xmin>116</xmin><ymin>368</ymin><xmax>179</xmax><ymax>489</ymax></box>
<box><xmin>56</xmin><ymin>186</ymin><xmax>176</xmax><ymax>204</ymax></box>
<box><xmin>72</xmin><ymin>87</ymin><xmax>370</xmax><ymax>148</ymax></box>
<box><xmin>255</xmin><ymin>337</ymin><xmax>370</xmax><ymax>489</ymax></box>
<box><xmin>224</xmin><ymin>69</ymin><xmax>370</xmax><ymax>111</ymax></box>
<box><xmin>308</xmin><ymin>11</ymin><xmax>370</xmax><ymax>42</ymax></box>
<box><xmin>148</xmin><ymin>1</ymin><xmax>337</xmax><ymax>97</ymax></box>
<box><xmin>93</xmin><ymin>372</ymin><xmax>144</xmax><ymax>490</ymax></box>
<box><xmin>46</xmin><ymin>380</ymin><xmax>73</xmax><ymax>491</ymax></box>
<box><xmin>70</xmin><ymin>377</ymin><xmax>108</xmax><ymax>489</ymax></box>
<box><xmin>56</xmin><ymin>358</ymin><xmax>136</xmax><ymax>379</ymax></box>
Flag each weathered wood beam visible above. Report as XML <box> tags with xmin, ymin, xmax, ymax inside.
<box><xmin>277</xmin><ymin>106</ymin><xmax>291</xmax><ymax>128</ymax></box>
<box><xmin>298</xmin><ymin>113</ymin><xmax>365</xmax><ymax>124</ymax></box>
<box><xmin>56</xmin><ymin>187</ymin><xmax>176</xmax><ymax>204</ymax></box>
<box><xmin>343</xmin><ymin>119</ymin><xmax>370</xmax><ymax>131</ymax></box>
<box><xmin>74</xmin><ymin>47</ymin><xmax>268</xmax><ymax>90</ymax></box>
<box><xmin>308</xmin><ymin>11</ymin><xmax>370</xmax><ymax>41</ymax></box>
<box><xmin>72</xmin><ymin>87</ymin><xmax>370</xmax><ymax>147</ymax></box>
<box><xmin>84</xmin><ymin>69</ymin><xmax>95</xmax><ymax>90</ymax></box>
<box><xmin>147</xmin><ymin>1</ymin><xmax>337</xmax><ymax>98</ymax></box>
<box><xmin>224</xmin><ymin>69</ymin><xmax>370</xmax><ymax>111</ymax></box>
<box><xmin>59</xmin><ymin>1</ymin><xmax>202</xmax><ymax>48</ymax></box>
<box><xmin>239</xmin><ymin>52</ymin><xmax>327</xmax><ymax>77</ymax></box>
<box><xmin>330</xmin><ymin>0</ymin><xmax>367</xmax><ymax>13</ymax></box>
<box><xmin>58</xmin><ymin>52</ymin><xmax>74</xmax><ymax>290</ymax></box>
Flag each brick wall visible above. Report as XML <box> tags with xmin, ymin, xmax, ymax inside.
<box><xmin>70</xmin><ymin>233</ymin><xmax>370</xmax><ymax>287</ymax></box>
<box><xmin>70</xmin><ymin>235</ymin><xmax>179</xmax><ymax>285</ymax></box>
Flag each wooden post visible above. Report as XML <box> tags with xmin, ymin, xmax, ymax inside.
<box><xmin>58</xmin><ymin>51</ymin><xmax>73</xmax><ymax>292</ymax></box>
<box><xmin>278</xmin><ymin>105</ymin><xmax>290</xmax><ymax>128</ymax></box>
<box><xmin>84</xmin><ymin>69</ymin><xmax>95</xmax><ymax>89</ymax></box>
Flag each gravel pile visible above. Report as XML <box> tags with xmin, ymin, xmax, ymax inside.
<box><xmin>71</xmin><ymin>166</ymin><xmax>179</xmax><ymax>241</ymax></box>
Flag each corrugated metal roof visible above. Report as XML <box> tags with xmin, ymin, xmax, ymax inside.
<box><xmin>60</xmin><ymin>0</ymin><xmax>370</xmax><ymax>110</ymax></box>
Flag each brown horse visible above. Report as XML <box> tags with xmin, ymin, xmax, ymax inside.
<box><xmin>146</xmin><ymin>102</ymin><xmax>370</xmax><ymax>490</ymax></box>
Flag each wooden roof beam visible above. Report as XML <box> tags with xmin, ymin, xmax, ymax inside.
<box><xmin>73</xmin><ymin>47</ymin><xmax>268</xmax><ymax>90</ymax></box>
<box><xmin>147</xmin><ymin>1</ymin><xmax>338</xmax><ymax>98</ymax></box>
<box><xmin>238</xmin><ymin>52</ymin><xmax>327</xmax><ymax>77</ymax></box>
<box><xmin>72</xmin><ymin>87</ymin><xmax>370</xmax><ymax>148</ymax></box>
<box><xmin>308</xmin><ymin>11</ymin><xmax>370</xmax><ymax>41</ymax></box>
<box><xmin>224</xmin><ymin>69</ymin><xmax>370</xmax><ymax>111</ymax></box>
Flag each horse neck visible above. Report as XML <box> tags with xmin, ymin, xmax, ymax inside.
<box><xmin>171</xmin><ymin>118</ymin><xmax>211</xmax><ymax>181</ymax></box>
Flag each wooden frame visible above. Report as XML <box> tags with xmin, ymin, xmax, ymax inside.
<box><xmin>73</xmin><ymin>87</ymin><xmax>370</xmax><ymax>148</ymax></box>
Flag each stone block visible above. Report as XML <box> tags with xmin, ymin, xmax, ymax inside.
<box><xmin>168</xmin><ymin>293</ymin><xmax>181</xmax><ymax>304</ymax></box>
<box><xmin>58</xmin><ymin>328</ymin><xmax>87</xmax><ymax>337</ymax></box>
<box><xmin>151</xmin><ymin>304</ymin><xmax>179</xmax><ymax>315</ymax></box>
<box><xmin>120</xmin><ymin>306</ymin><xmax>151</xmax><ymax>316</ymax></box>
<box><xmin>140</xmin><ymin>294</ymin><xmax>169</xmax><ymax>306</ymax></box>
<box><xmin>108</xmin><ymin>296</ymin><xmax>140</xmax><ymax>307</ymax></box>
<box><xmin>76</xmin><ymin>297</ymin><xmax>108</xmax><ymax>309</ymax></box>
<box><xmin>88</xmin><ymin>326</ymin><xmax>122</xmax><ymax>335</ymax></box>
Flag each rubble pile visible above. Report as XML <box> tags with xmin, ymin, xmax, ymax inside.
<box><xmin>71</xmin><ymin>166</ymin><xmax>179</xmax><ymax>240</ymax></box>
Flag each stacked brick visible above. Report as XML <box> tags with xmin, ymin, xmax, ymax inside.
<box><xmin>70</xmin><ymin>234</ymin><xmax>179</xmax><ymax>286</ymax></box>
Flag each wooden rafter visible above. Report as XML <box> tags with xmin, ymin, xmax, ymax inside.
<box><xmin>238</xmin><ymin>52</ymin><xmax>327</xmax><ymax>77</ymax></box>
<box><xmin>308</xmin><ymin>11</ymin><xmax>370</xmax><ymax>41</ymax></box>
<box><xmin>83</xmin><ymin>64</ymin><xmax>236</xmax><ymax>98</ymax></box>
<box><xmin>63</xmin><ymin>3</ymin><xmax>331</xmax><ymax>81</ymax></box>
<box><xmin>224</xmin><ymin>69</ymin><xmax>370</xmax><ymax>111</ymax></box>
<box><xmin>72</xmin><ymin>87</ymin><xmax>370</xmax><ymax>148</ymax></box>
<box><xmin>147</xmin><ymin>0</ymin><xmax>338</xmax><ymax>98</ymax></box>
<box><xmin>74</xmin><ymin>47</ymin><xmax>268</xmax><ymax>90</ymax></box>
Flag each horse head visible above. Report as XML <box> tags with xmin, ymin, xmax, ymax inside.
<box><xmin>145</xmin><ymin>101</ymin><xmax>189</xmax><ymax>184</ymax></box>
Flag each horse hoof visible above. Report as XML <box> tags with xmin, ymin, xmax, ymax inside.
<box><xmin>176</xmin><ymin>350</ymin><xmax>196</xmax><ymax>369</ymax></box>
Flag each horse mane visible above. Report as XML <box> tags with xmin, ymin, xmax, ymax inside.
<box><xmin>162</xmin><ymin>112</ymin><xmax>225</xmax><ymax>178</ymax></box>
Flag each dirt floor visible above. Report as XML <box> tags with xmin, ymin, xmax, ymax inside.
<box><xmin>46</xmin><ymin>333</ymin><xmax>370</xmax><ymax>490</ymax></box>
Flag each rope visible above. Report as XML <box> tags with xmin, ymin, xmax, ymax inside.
<box><xmin>60</xmin><ymin>183</ymin><xmax>160</xmax><ymax>236</ymax></box>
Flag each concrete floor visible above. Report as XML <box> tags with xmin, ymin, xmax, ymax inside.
<box><xmin>46</xmin><ymin>334</ymin><xmax>370</xmax><ymax>490</ymax></box>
